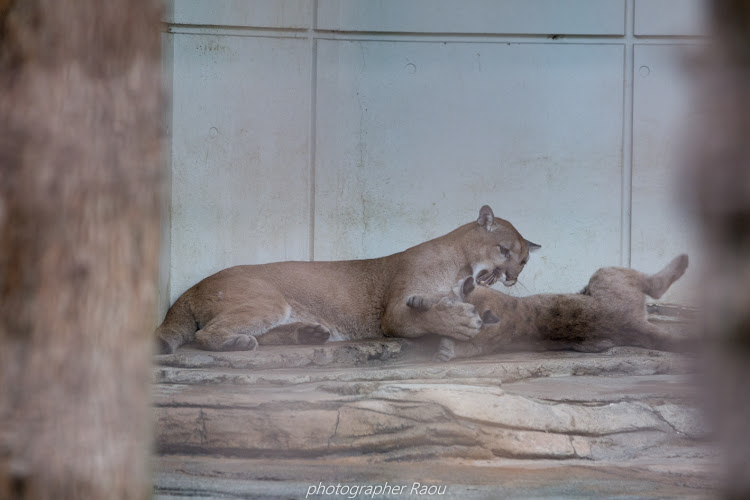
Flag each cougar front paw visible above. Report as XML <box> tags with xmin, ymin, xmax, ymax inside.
<box><xmin>434</xmin><ymin>298</ymin><xmax>482</xmax><ymax>341</ymax></box>
<box><xmin>406</xmin><ymin>295</ymin><xmax>431</xmax><ymax>312</ymax></box>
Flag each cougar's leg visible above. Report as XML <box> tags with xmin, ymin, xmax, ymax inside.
<box><xmin>434</xmin><ymin>337</ymin><xmax>488</xmax><ymax>362</ymax></box>
<box><xmin>194</xmin><ymin>302</ymin><xmax>290</xmax><ymax>351</ymax></box>
<box><xmin>433</xmin><ymin>338</ymin><xmax>456</xmax><ymax>362</ymax></box>
<box><xmin>451</xmin><ymin>340</ymin><xmax>489</xmax><ymax>359</ymax></box>
<box><xmin>257</xmin><ymin>322</ymin><xmax>331</xmax><ymax>345</ymax></box>
<box><xmin>385</xmin><ymin>295</ymin><xmax>482</xmax><ymax>341</ymax></box>
<box><xmin>626</xmin><ymin>321</ymin><xmax>690</xmax><ymax>352</ymax></box>
<box><xmin>194</xmin><ymin>318</ymin><xmax>259</xmax><ymax>351</ymax></box>
<box><xmin>643</xmin><ymin>254</ymin><xmax>689</xmax><ymax>299</ymax></box>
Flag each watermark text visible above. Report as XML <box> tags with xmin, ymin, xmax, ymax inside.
<box><xmin>305</xmin><ymin>481</ymin><xmax>447</xmax><ymax>498</ymax></box>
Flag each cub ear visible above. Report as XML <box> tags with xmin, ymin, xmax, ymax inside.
<box><xmin>461</xmin><ymin>276</ymin><xmax>475</xmax><ymax>299</ymax></box>
<box><xmin>525</xmin><ymin>239</ymin><xmax>541</xmax><ymax>252</ymax></box>
<box><xmin>477</xmin><ymin>205</ymin><xmax>496</xmax><ymax>231</ymax></box>
<box><xmin>481</xmin><ymin>310</ymin><xmax>500</xmax><ymax>325</ymax></box>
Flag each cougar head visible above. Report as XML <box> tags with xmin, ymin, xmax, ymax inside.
<box><xmin>471</xmin><ymin>205</ymin><xmax>540</xmax><ymax>287</ymax></box>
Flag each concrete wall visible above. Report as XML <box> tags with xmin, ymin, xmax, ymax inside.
<box><xmin>162</xmin><ymin>0</ymin><xmax>707</xmax><ymax>309</ymax></box>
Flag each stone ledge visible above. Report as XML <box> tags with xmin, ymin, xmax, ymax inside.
<box><xmin>153</xmin><ymin>339</ymin><xmax>717</xmax><ymax>498</ymax></box>
<box><xmin>155</xmin><ymin>374</ymin><xmax>709</xmax><ymax>460</ymax></box>
<box><xmin>155</xmin><ymin>343</ymin><xmax>694</xmax><ymax>386</ymax></box>
<box><xmin>155</xmin><ymin>339</ymin><xmax>414</xmax><ymax>370</ymax></box>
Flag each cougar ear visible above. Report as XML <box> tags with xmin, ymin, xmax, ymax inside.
<box><xmin>525</xmin><ymin>239</ymin><xmax>541</xmax><ymax>252</ymax></box>
<box><xmin>461</xmin><ymin>276</ymin><xmax>475</xmax><ymax>299</ymax></box>
<box><xmin>477</xmin><ymin>205</ymin><xmax>495</xmax><ymax>231</ymax></box>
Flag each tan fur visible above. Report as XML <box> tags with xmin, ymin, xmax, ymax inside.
<box><xmin>408</xmin><ymin>255</ymin><xmax>689</xmax><ymax>361</ymax></box>
<box><xmin>0</xmin><ymin>0</ymin><xmax>163</xmax><ymax>497</ymax></box>
<box><xmin>155</xmin><ymin>205</ymin><xmax>539</xmax><ymax>353</ymax></box>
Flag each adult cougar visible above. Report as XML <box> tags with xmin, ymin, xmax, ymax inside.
<box><xmin>407</xmin><ymin>255</ymin><xmax>690</xmax><ymax>361</ymax></box>
<box><xmin>156</xmin><ymin>205</ymin><xmax>540</xmax><ymax>353</ymax></box>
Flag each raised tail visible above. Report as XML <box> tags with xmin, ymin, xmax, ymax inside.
<box><xmin>154</xmin><ymin>294</ymin><xmax>197</xmax><ymax>354</ymax></box>
<box><xmin>643</xmin><ymin>254</ymin><xmax>689</xmax><ymax>299</ymax></box>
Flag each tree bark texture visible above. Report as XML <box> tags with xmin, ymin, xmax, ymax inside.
<box><xmin>0</xmin><ymin>1</ymin><xmax>164</xmax><ymax>498</ymax></box>
<box><xmin>686</xmin><ymin>1</ymin><xmax>750</xmax><ymax>497</ymax></box>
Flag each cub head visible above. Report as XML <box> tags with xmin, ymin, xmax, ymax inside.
<box><xmin>472</xmin><ymin>205</ymin><xmax>540</xmax><ymax>287</ymax></box>
<box><xmin>457</xmin><ymin>276</ymin><xmax>500</xmax><ymax>326</ymax></box>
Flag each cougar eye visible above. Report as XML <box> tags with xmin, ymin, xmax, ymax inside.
<box><xmin>521</xmin><ymin>258</ymin><xmax>528</xmax><ymax>265</ymax></box>
<box><xmin>497</xmin><ymin>245</ymin><xmax>510</xmax><ymax>258</ymax></box>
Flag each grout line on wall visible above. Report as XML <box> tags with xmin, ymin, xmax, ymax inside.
<box><xmin>313</xmin><ymin>34</ymin><xmax>702</xmax><ymax>45</ymax></box>
<box><xmin>160</xmin><ymin>30</ymin><xmax>175</xmax><ymax>313</ymax></box>
<box><xmin>308</xmin><ymin>0</ymin><xmax>318</xmax><ymax>261</ymax></box>
<box><xmin>165</xmin><ymin>25</ymin><xmax>704</xmax><ymax>46</ymax></box>
<box><xmin>166</xmin><ymin>23</ymin><xmax>308</xmax><ymax>35</ymax></box>
<box><xmin>313</xmin><ymin>31</ymin><xmax>627</xmax><ymax>40</ymax></box>
<box><xmin>621</xmin><ymin>0</ymin><xmax>635</xmax><ymax>268</ymax></box>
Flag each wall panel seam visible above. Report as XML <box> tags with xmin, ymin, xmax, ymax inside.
<box><xmin>165</xmin><ymin>25</ymin><xmax>703</xmax><ymax>43</ymax></box>
<box><xmin>621</xmin><ymin>0</ymin><xmax>635</xmax><ymax>268</ymax></box>
<box><xmin>308</xmin><ymin>0</ymin><xmax>318</xmax><ymax>261</ymax></box>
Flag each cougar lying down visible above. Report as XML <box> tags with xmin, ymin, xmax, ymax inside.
<box><xmin>156</xmin><ymin>205</ymin><xmax>540</xmax><ymax>353</ymax></box>
<box><xmin>406</xmin><ymin>254</ymin><xmax>689</xmax><ymax>361</ymax></box>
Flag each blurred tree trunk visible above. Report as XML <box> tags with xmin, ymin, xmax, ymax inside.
<box><xmin>0</xmin><ymin>0</ymin><xmax>164</xmax><ymax>498</ymax></box>
<box><xmin>686</xmin><ymin>1</ymin><xmax>750</xmax><ymax>497</ymax></box>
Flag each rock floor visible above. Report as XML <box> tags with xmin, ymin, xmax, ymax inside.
<box><xmin>153</xmin><ymin>328</ymin><xmax>718</xmax><ymax>499</ymax></box>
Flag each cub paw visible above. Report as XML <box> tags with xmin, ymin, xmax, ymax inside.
<box><xmin>220</xmin><ymin>334</ymin><xmax>258</xmax><ymax>351</ymax></box>
<box><xmin>433</xmin><ymin>351</ymin><xmax>453</xmax><ymax>362</ymax></box>
<box><xmin>298</xmin><ymin>324</ymin><xmax>331</xmax><ymax>345</ymax></box>
<box><xmin>433</xmin><ymin>338</ymin><xmax>456</xmax><ymax>362</ymax></box>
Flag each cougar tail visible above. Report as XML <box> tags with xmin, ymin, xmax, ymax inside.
<box><xmin>643</xmin><ymin>254</ymin><xmax>689</xmax><ymax>300</ymax></box>
<box><xmin>154</xmin><ymin>294</ymin><xmax>197</xmax><ymax>354</ymax></box>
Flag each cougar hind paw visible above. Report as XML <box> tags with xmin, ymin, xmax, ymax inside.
<box><xmin>298</xmin><ymin>324</ymin><xmax>331</xmax><ymax>345</ymax></box>
<box><xmin>220</xmin><ymin>334</ymin><xmax>258</xmax><ymax>351</ymax></box>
